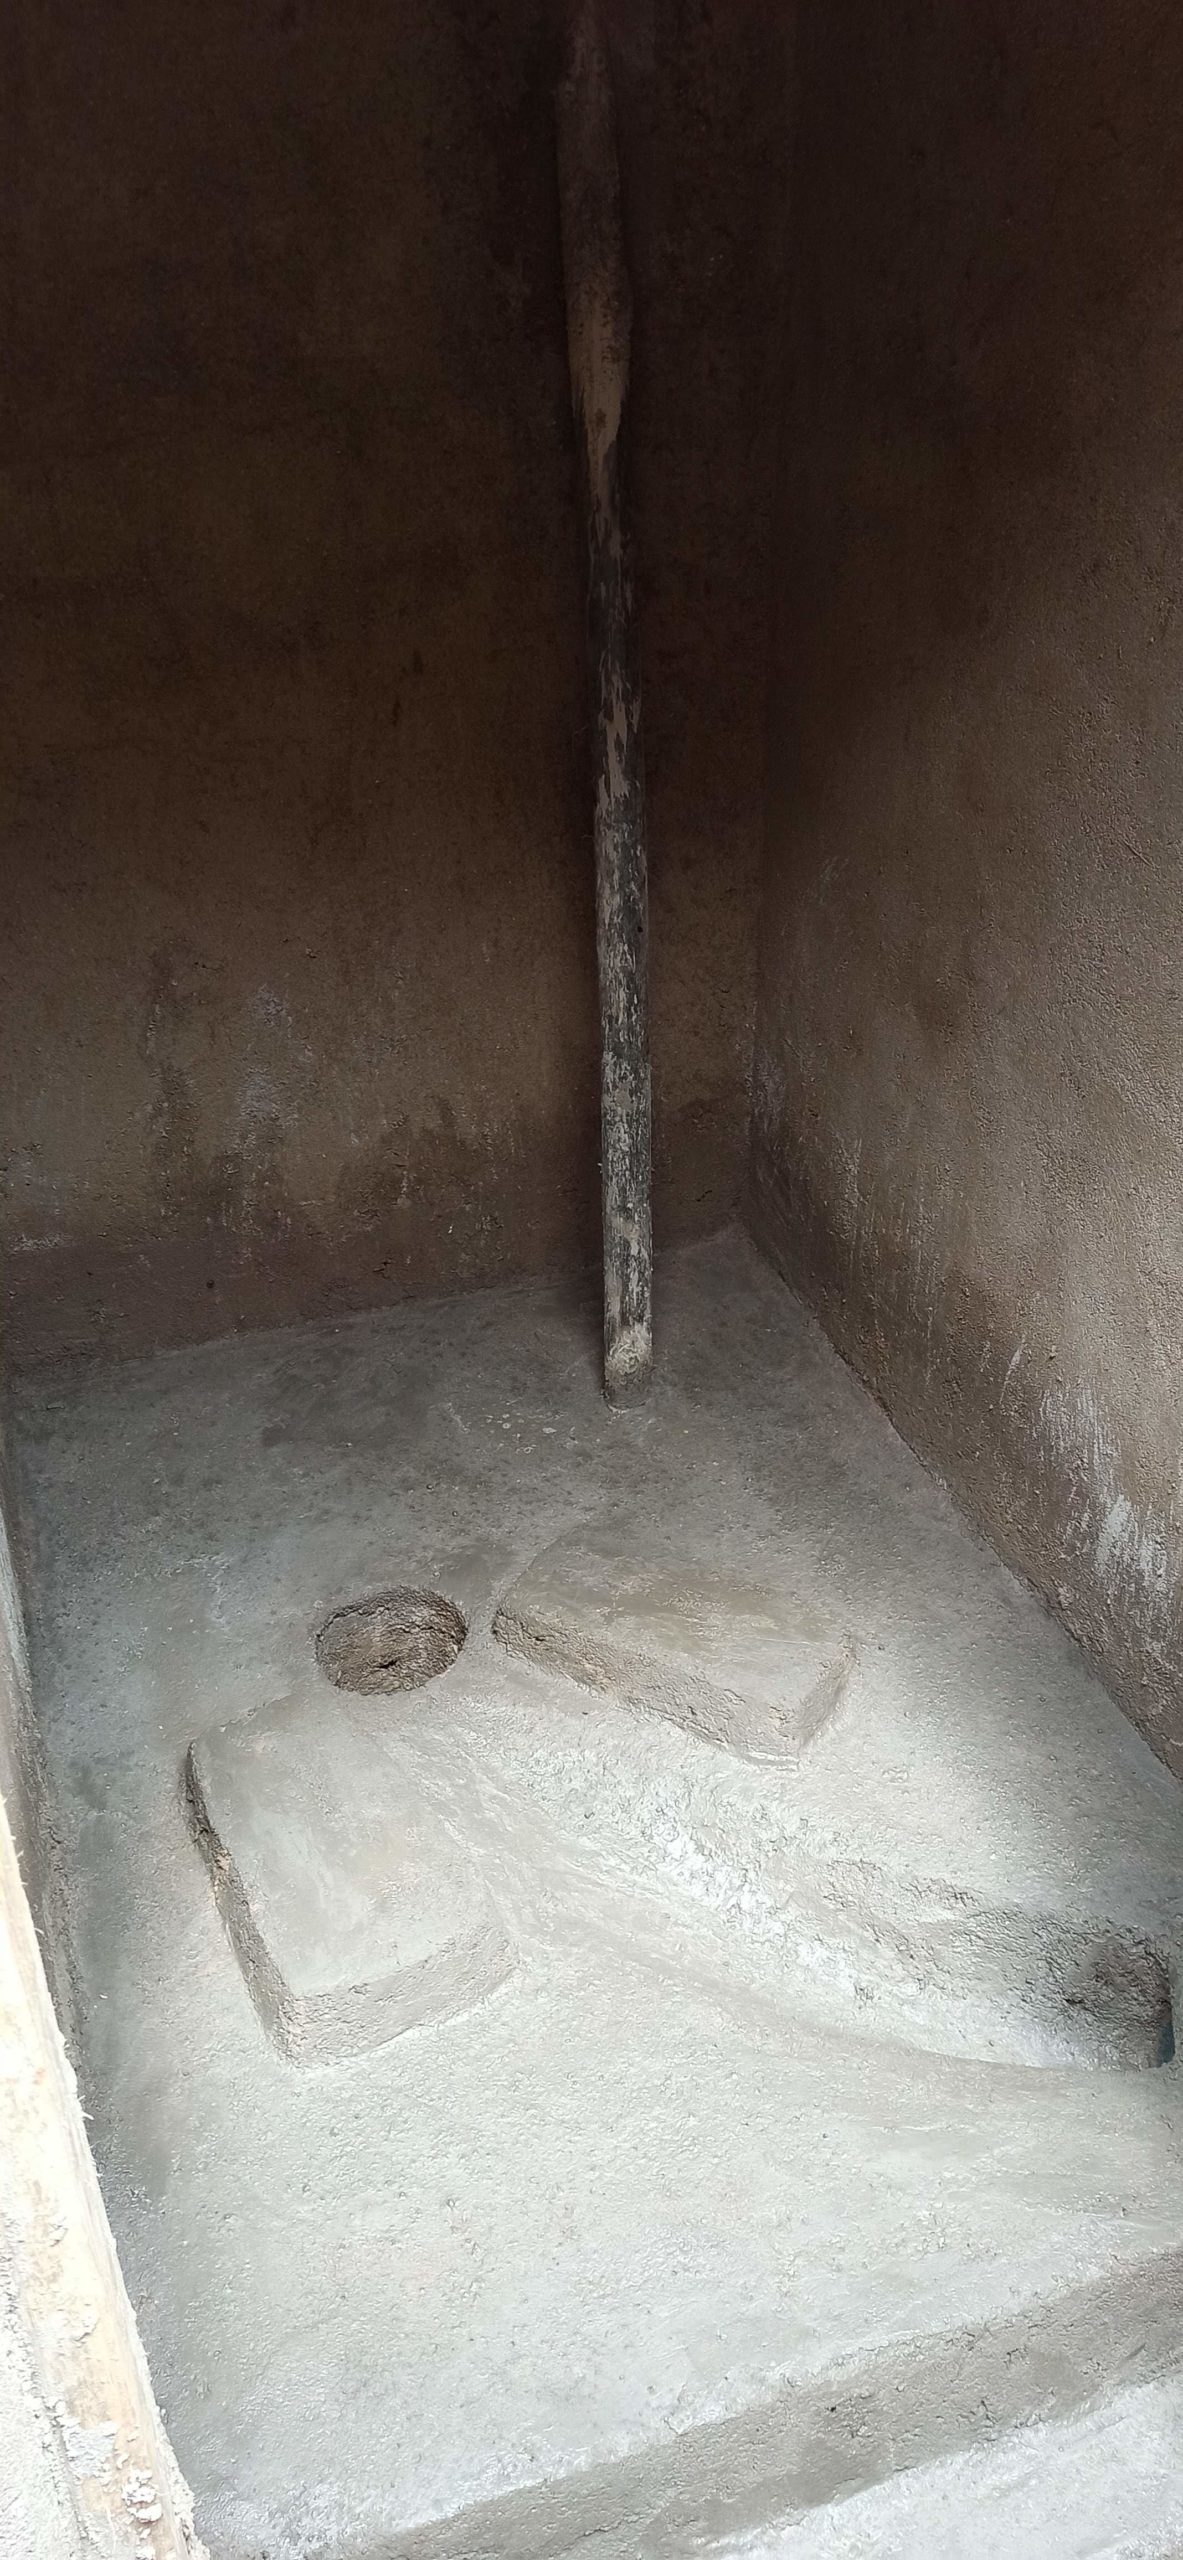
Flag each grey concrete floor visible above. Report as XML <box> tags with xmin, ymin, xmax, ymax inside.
<box><xmin>10</xmin><ymin>1231</ymin><xmax>1183</xmax><ymax>2559</ymax></box>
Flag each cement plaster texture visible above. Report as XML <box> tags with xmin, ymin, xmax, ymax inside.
<box><xmin>0</xmin><ymin>0</ymin><xmax>788</xmax><ymax>1361</ymax></box>
<box><xmin>184</xmin><ymin>1693</ymin><xmax>517</xmax><ymax>2063</ymax></box>
<box><xmin>493</xmin><ymin>1530</ymin><xmax>853</xmax><ymax>1761</ymax></box>
<box><xmin>753</xmin><ymin>0</ymin><xmax>1183</xmax><ymax>1777</ymax></box>
<box><xmin>11</xmin><ymin>1232</ymin><xmax>1183</xmax><ymax>2558</ymax></box>
<box><xmin>712</xmin><ymin>2375</ymin><xmax>1183</xmax><ymax>2558</ymax></box>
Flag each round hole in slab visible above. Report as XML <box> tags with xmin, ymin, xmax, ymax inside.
<box><xmin>315</xmin><ymin>1588</ymin><xmax>467</xmax><ymax>1694</ymax></box>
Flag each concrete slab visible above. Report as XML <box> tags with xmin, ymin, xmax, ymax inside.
<box><xmin>493</xmin><ymin>1529</ymin><xmax>853</xmax><ymax>1761</ymax></box>
<box><xmin>184</xmin><ymin>1696</ymin><xmax>515</xmax><ymax>2062</ymax></box>
<box><xmin>10</xmin><ymin>1232</ymin><xmax>1183</xmax><ymax>2559</ymax></box>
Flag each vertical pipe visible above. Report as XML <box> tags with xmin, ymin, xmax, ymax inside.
<box><xmin>556</xmin><ymin>0</ymin><xmax>653</xmax><ymax>1406</ymax></box>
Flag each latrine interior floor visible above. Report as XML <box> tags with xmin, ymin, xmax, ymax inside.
<box><xmin>11</xmin><ymin>1231</ymin><xmax>1183</xmax><ymax>2558</ymax></box>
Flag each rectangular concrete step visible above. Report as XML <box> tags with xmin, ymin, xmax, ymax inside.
<box><xmin>493</xmin><ymin>1527</ymin><xmax>853</xmax><ymax>1762</ymax></box>
<box><xmin>185</xmin><ymin>1694</ymin><xmax>516</xmax><ymax>2062</ymax></box>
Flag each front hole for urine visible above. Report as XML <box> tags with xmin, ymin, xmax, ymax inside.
<box><xmin>315</xmin><ymin>1588</ymin><xmax>467</xmax><ymax>1694</ymax></box>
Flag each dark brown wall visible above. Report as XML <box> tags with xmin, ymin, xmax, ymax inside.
<box><xmin>752</xmin><ymin>0</ymin><xmax>1183</xmax><ymax>1770</ymax></box>
<box><xmin>0</xmin><ymin>0</ymin><xmax>789</xmax><ymax>1357</ymax></box>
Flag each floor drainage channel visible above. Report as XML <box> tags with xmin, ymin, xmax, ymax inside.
<box><xmin>315</xmin><ymin>1586</ymin><xmax>467</xmax><ymax>1693</ymax></box>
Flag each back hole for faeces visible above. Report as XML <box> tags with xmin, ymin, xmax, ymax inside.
<box><xmin>1053</xmin><ymin>1933</ymin><xmax>1176</xmax><ymax>2071</ymax></box>
<box><xmin>315</xmin><ymin>1587</ymin><xmax>467</xmax><ymax>1694</ymax></box>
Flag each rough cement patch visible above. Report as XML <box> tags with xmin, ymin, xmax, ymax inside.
<box><xmin>315</xmin><ymin>1587</ymin><xmax>466</xmax><ymax>1695</ymax></box>
<box><xmin>494</xmin><ymin>1530</ymin><xmax>853</xmax><ymax>1763</ymax></box>
<box><xmin>185</xmin><ymin>1696</ymin><xmax>516</xmax><ymax>2062</ymax></box>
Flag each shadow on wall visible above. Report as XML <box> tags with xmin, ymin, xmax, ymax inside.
<box><xmin>752</xmin><ymin>0</ymin><xmax>1183</xmax><ymax>1770</ymax></box>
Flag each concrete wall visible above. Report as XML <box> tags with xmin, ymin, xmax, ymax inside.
<box><xmin>751</xmin><ymin>0</ymin><xmax>1183</xmax><ymax>1772</ymax></box>
<box><xmin>0</xmin><ymin>0</ymin><xmax>788</xmax><ymax>1359</ymax></box>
